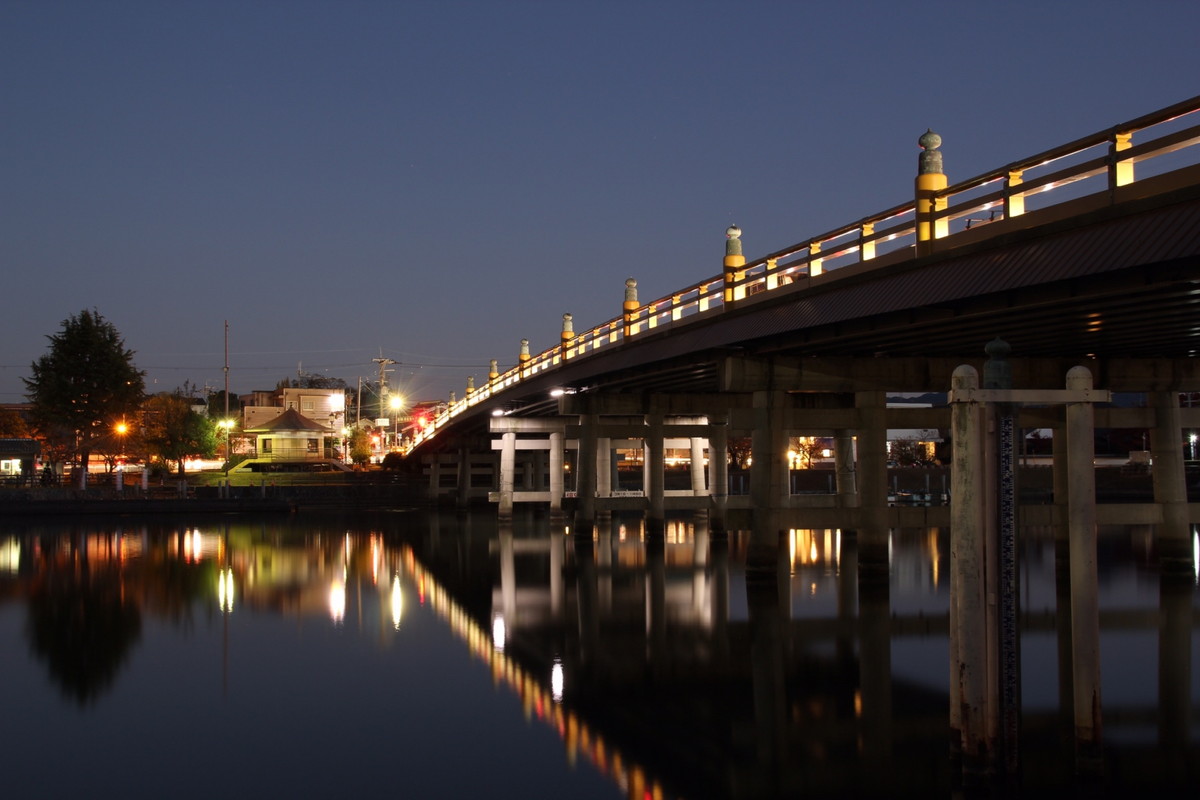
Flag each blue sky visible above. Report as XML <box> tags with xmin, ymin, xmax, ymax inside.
<box><xmin>3</xmin><ymin>0</ymin><xmax>1198</xmax><ymax>403</ymax></box>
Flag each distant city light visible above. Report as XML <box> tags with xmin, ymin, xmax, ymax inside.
<box><xmin>551</xmin><ymin>658</ymin><xmax>564</xmax><ymax>703</ymax></box>
<box><xmin>218</xmin><ymin>567</ymin><xmax>235</xmax><ymax>613</ymax></box>
<box><xmin>492</xmin><ymin>615</ymin><xmax>507</xmax><ymax>651</ymax></box>
<box><xmin>391</xmin><ymin>575</ymin><xmax>403</xmax><ymax>630</ymax></box>
<box><xmin>329</xmin><ymin>576</ymin><xmax>346</xmax><ymax>624</ymax></box>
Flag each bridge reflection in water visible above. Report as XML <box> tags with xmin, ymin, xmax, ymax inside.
<box><xmin>422</xmin><ymin>508</ymin><xmax>1199</xmax><ymax>798</ymax></box>
<box><xmin>1</xmin><ymin>510</ymin><xmax>1195</xmax><ymax>798</ymax></box>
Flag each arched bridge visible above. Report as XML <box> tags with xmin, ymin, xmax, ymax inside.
<box><xmin>408</xmin><ymin>95</ymin><xmax>1200</xmax><ymax>533</ymax></box>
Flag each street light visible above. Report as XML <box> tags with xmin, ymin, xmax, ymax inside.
<box><xmin>114</xmin><ymin>420</ymin><xmax>128</xmax><ymax>490</ymax></box>
<box><xmin>218</xmin><ymin>419</ymin><xmax>236</xmax><ymax>473</ymax></box>
<box><xmin>388</xmin><ymin>394</ymin><xmax>405</xmax><ymax>450</ymax></box>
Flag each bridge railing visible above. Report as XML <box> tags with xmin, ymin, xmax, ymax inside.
<box><xmin>411</xmin><ymin>96</ymin><xmax>1200</xmax><ymax>449</ymax></box>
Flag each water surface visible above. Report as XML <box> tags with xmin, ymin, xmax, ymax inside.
<box><xmin>0</xmin><ymin>510</ymin><xmax>1196</xmax><ymax>798</ymax></box>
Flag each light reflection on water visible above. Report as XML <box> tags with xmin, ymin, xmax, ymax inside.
<box><xmin>0</xmin><ymin>511</ymin><xmax>1196</xmax><ymax>798</ymax></box>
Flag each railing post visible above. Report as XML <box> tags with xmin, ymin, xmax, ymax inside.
<box><xmin>488</xmin><ymin>359</ymin><xmax>499</xmax><ymax>384</ymax></box>
<box><xmin>916</xmin><ymin>129</ymin><xmax>947</xmax><ymax>257</ymax></box>
<box><xmin>1110</xmin><ymin>131</ymin><xmax>1134</xmax><ymax>190</ymax></box>
<box><xmin>465</xmin><ymin>375</ymin><xmax>475</xmax><ymax>398</ymax></box>
<box><xmin>809</xmin><ymin>240</ymin><xmax>823</xmax><ymax>276</ymax></box>
<box><xmin>1004</xmin><ymin>169</ymin><xmax>1025</xmax><ymax>219</ymax></box>
<box><xmin>519</xmin><ymin>338</ymin><xmax>530</xmax><ymax>375</ymax></box>
<box><xmin>623</xmin><ymin>278</ymin><xmax>639</xmax><ymax>338</ymax></box>
<box><xmin>859</xmin><ymin>222</ymin><xmax>875</xmax><ymax>261</ymax></box>
<box><xmin>561</xmin><ymin>313</ymin><xmax>574</xmax><ymax>359</ymax></box>
<box><xmin>723</xmin><ymin>225</ymin><xmax>745</xmax><ymax>303</ymax></box>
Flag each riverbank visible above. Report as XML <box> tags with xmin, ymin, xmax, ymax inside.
<box><xmin>0</xmin><ymin>474</ymin><xmax>430</xmax><ymax>516</ymax></box>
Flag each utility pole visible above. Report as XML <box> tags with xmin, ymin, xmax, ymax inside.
<box><xmin>224</xmin><ymin>321</ymin><xmax>231</xmax><ymax>473</ymax></box>
<box><xmin>373</xmin><ymin>356</ymin><xmax>396</xmax><ymax>407</ymax></box>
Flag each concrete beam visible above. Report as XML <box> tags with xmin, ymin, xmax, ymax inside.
<box><xmin>721</xmin><ymin>355</ymin><xmax>1200</xmax><ymax>393</ymax></box>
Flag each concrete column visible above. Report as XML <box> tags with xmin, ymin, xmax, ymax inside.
<box><xmin>456</xmin><ymin>447</ymin><xmax>470</xmax><ymax>509</ymax></box>
<box><xmin>856</xmin><ymin>391</ymin><xmax>889</xmax><ymax>573</ymax></box>
<box><xmin>427</xmin><ymin>455</ymin><xmax>440</xmax><ymax>499</ymax></box>
<box><xmin>709</xmin><ymin>417</ymin><xmax>729</xmax><ymax>533</ymax></box>
<box><xmin>690</xmin><ymin>437</ymin><xmax>707</xmax><ymax>495</ymax></box>
<box><xmin>646</xmin><ymin>414</ymin><xmax>665</xmax><ymax>535</ymax></box>
<box><xmin>498</xmin><ymin>431</ymin><xmax>516</xmax><ymax>520</ymax></box>
<box><xmin>549</xmin><ymin>431</ymin><xmax>564</xmax><ymax>515</ymax></box>
<box><xmin>575</xmin><ymin>415</ymin><xmax>598</xmax><ymax>535</ymax></box>
<box><xmin>1052</xmin><ymin>417</ymin><xmax>1068</xmax><ymax>549</ymax></box>
<box><xmin>834</xmin><ymin>430</ymin><xmax>858</xmax><ymax>507</ymax></box>
<box><xmin>949</xmin><ymin>365</ymin><xmax>992</xmax><ymax>777</ymax></box>
<box><xmin>751</xmin><ymin>391</ymin><xmax>789</xmax><ymax>524</ymax></box>
<box><xmin>1149</xmin><ymin>390</ymin><xmax>1191</xmax><ymax>570</ymax></box>
<box><xmin>596</xmin><ymin>436</ymin><xmax>612</xmax><ymax>498</ymax></box>
<box><xmin>1065</xmin><ymin>366</ymin><xmax>1102</xmax><ymax>774</ymax></box>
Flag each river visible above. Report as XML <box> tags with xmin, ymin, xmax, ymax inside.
<box><xmin>0</xmin><ymin>508</ymin><xmax>1196</xmax><ymax>798</ymax></box>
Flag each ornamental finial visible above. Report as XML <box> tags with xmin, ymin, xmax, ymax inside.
<box><xmin>918</xmin><ymin>129</ymin><xmax>944</xmax><ymax>175</ymax></box>
<box><xmin>725</xmin><ymin>225</ymin><xmax>742</xmax><ymax>257</ymax></box>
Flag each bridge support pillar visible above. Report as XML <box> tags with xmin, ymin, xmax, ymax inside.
<box><xmin>690</xmin><ymin>436</ymin><xmax>707</xmax><ymax>495</ymax></box>
<box><xmin>498</xmin><ymin>432</ymin><xmax>516</xmax><ymax>520</ymax></box>
<box><xmin>1065</xmin><ymin>367</ymin><xmax>1102</xmax><ymax>776</ymax></box>
<box><xmin>855</xmin><ymin>391</ymin><xmax>890</xmax><ymax>577</ymax></box>
<box><xmin>574</xmin><ymin>414</ymin><xmax>598</xmax><ymax>537</ymax></box>
<box><xmin>646</xmin><ymin>414</ymin><xmax>666</xmax><ymax>536</ymax></box>
<box><xmin>1150</xmin><ymin>391</ymin><xmax>1192</xmax><ymax>571</ymax></box>
<box><xmin>549</xmin><ymin>431</ymin><xmax>564</xmax><ymax>516</ymax></box>
<box><xmin>596</xmin><ymin>436</ymin><xmax>612</xmax><ymax>499</ymax></box>
<box><xmin>456</xmin><ymin>447</ymin><xmax>470</xmax><ymax>509</ymax></box>
<box><xmin>751</xmin><ymin>391</ymin><xmax>789</xmax><ymax>527</ymax></box>
<box><xmin>709</xmin><ymin>417</ymin><xmax>729</xmax><ymax>533</ymax></box>
<box><xmin>948</xmin><ymin>365</ymin><xmax>994</xmax><ymax>781</ymax></box>
<box><xmin>834</xmin><ymin>430</ymin><xmax>858</xmax><ymax>507</ymax></box>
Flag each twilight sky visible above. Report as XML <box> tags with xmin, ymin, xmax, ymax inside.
<box><xmin>3</xmin><ymin>0</ymin><xmax>1198</xmax><ymax>404</ymax></box>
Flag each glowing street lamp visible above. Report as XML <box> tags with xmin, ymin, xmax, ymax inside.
<box><xmin>218</xmin><ymin>418</ymin><xmax>236</xmax><ymax>472</ymax></box>
<box><xmin>388</xmin><ymin>394</ymin><xmax>405</xmax><ymax>450</ymax></box>
<box><xmin>114</xmin><ymin>420</ymin><xmax>129</xmax><ymax>489</ymax></box>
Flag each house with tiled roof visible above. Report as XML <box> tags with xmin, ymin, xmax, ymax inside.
<box><xmin>243</xmin><ymin>407</ymin><xmax>332</xmax><ymax>462</ymax></box>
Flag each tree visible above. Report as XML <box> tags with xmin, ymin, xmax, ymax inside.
<box><xmin>727</xmin><ymin>436</ymin><xmax>751</xmax><ymax>470</ymax></box>
<box><xmin>206</xmin><ymin>389</ymin><xmax>241</xmax><ymax>421</ymax></box>
<box><xmin>889</xmin><ymin>436</ymin><xmax>925</xmax><ymax>466</ymax></box>
<box><xmin>348</xmin><ymin>427</ymin><xmax>373</xmax><ymax>466</ymax></box>
<box><xmin>143</xmin><ymin>392</ymin><xmax>217</xmax><ymax>476</ymax></box>
<box><xmin>24</xmin><ymin>310</ymin><xmax>145</xmax><ymax>486</ymax></box>
<box><xmin>788</xmin><ymin>436</ymin><xmax>827</xmax><ymax>469</ymax></box>
<box><xmin>0</xmin><ymin>407</ymin><xmax>30</xmax><ymax>438</ymax></box>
